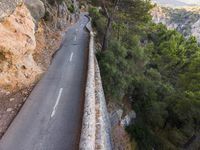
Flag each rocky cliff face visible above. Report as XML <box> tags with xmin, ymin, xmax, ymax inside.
<box><xmin>151</xmin><ymin>6</ymin><xmax>200</xmax><ymax>42</ymax></box>
<box><xmin>0</xmin><ymin>0</ymin><xmax>73</xmax><ymax>91</ymax></box>
<box><xmin>0</xmin><ymin>0</ymin><xmax>23</xmax><ymax>21</ymax></box>
<box><xmin>0</xmin><ymin>4</ymin><xmax>42</xmax><ymax>90</ymax></box>
<box><xmin>191</xmin><ymin>18</ymin><xmax>200</xmax><ymax>42</ymax></box>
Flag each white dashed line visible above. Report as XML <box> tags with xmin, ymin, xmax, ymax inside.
<box><xmin>70</xmin><ymin>52</ymin><xmax>74</xmax><ymax>62</ymax></box>
<box><xmin>51</xmin><ymin>88</ymin><xmax>63</xmax><ymax>118</ymax></box>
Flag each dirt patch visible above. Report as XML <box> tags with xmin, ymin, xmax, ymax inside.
<box><xmin>0</xmin><ymin>86</ymin><xmax>33</xmax><ymax>138</ymax></box>
<box><xmin>112</xmin><ymin>125</ymin><xmax>132</xmax><ymax>150</ymax></box>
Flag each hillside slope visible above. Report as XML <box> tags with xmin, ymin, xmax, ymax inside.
<box><xmin>151</xmin><ymin>6</ymin><xmax>200</xmax><ymax>42</ymax></box>
<box><xmin>152</xmin><ymin>0</ymin><xmax>192</xmax><ymax>7</ymax></box>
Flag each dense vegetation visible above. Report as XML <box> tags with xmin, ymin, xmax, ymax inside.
<box><xmin>89</xmin><ymin>0</ymin><xmax>200</xmax><ymax>149</ymax></box>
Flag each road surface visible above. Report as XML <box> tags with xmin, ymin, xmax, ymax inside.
<box><xmin>0</xmin><ymin>14</ymin><xmax>89</xmax><ymax>150</ymax></box>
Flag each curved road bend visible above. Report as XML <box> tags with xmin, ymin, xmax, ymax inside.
<box><xmin>0</xmin><ymin>14</ymin><xmax>89</xmax><ymax>150</ymax></box>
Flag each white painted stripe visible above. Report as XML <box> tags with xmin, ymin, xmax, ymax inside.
<box><xmin>51</xmin><ymin>88</ymin><xmax>63</xmax><ymax>118</ymax></box>
<box><xmin>70</xmin><ymin>52</ymin><xmax>74</xmax><ymax>62</ymax></box>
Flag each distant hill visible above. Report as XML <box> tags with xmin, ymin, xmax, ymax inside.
<box><xmin>151</xmin><ymin>6</ymin><xmax>200</xmax><ymax>42</ymax></box>
<box><xmin>152</xmin><ymin>0</ymin><xmax>195</xmax><ymax>7</ymax></box>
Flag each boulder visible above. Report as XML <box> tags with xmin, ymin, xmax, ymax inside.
<box><xmin>6</xmin><ymin>108</ymin><xmax>13</xmax><ymax>112</ymax></box>
<box><xmin>0</xmin><ymin>0</ymin><xmax>23</xmax><ymax>21</ymax></box>
<box><xmin>25</xmin><ymin>0</ymin><xmax>45</xmax><ymax>21</ymax></box>
<box><xmin>120</xmin><ymin>111</ymin><xmax>136</xmax><ymax>127</ymax></box>
<box><xmin>110</xmin><ymin>109</ymin><xmax>123</xmax><ymax>126</ymax></box>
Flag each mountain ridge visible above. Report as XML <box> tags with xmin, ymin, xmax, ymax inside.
<box><xmin>153</xmin><ymin>0</ymin><xmax>197</xmax><ymax>7</ymax></box>
<box><xmin>151</xmin><ymin>5</ymin><xmax>200</xmax><ymax>42</ymax></box>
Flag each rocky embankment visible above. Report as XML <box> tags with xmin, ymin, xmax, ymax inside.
<box><xmin>0</xmin><ymin>4</ymin><xmax>42</xmax><ymax>90</ymax></box>
<box><xmin>0</xmin><ymin>0</ymin><xmax>73</xmax><ymax>138</ymax></box>
<box><xmin>151</xmin><ymin>5</ymin><xmax>200</xmax><ymax>42</ymax></box>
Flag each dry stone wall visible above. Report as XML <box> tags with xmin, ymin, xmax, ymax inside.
<box><xmin>95</xmin><ymin>58</ymin><xmax>113</xmax><ymax>150</ymax></box>
<box><xmin>79</xmin><ymin>16</ymin><xmax>112</xmax><ymax>150</ymax></box>
<box><xmin>79</xmin><ymin>18</ymin><xmax>96</xmax><ymax>150</ymax></box>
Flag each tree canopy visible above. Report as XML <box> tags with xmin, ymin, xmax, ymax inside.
<box><xmin>89</xmin><ymin>0</ymin><xmax>200</xmax><ymax>149</ymax></box>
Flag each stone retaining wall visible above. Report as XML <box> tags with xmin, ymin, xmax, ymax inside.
<box><xmin>79</xmin><ymin>16</ymin><xmax>112</xmax><ymax>150</ymax></box>
<box><xmin>79</xmin><ymin>18</ymin><xmax>96</xmax><ymax>150</ymax></box>
<box><xmin>95</xmin><ymin>58</ymin><xmax>113</xmax><ymax>150</ymax></box>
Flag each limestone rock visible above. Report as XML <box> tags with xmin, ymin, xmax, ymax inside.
<box><xmin>120</xmin><ymin>111</ymin><xmax>136</xmax><ymax>127</ymax></box>
<box><xmin>25</xmin><ymin>0</ymin><xmax>45</xmax><ymax>21</ymax></box>
<box><xmin>191</xmin><ymin>19</ymin><xmax>200</xmax><ymax>42</ymax></box>
<box><xmin>0</xmin><ymin>4</ymin><xmax>42</xmax><ymax>91</ymax></box>
<box><xmin>0</xmin><ymin>0</ymin><xmax>23</xmax><ymax>21</ymax></box>
<box><xmin>6</xmin><ymin>108</ymin><xmax>13</xmax><ymax>112</ymax></box>
<box><xmin>110</xmin><ymin>109</ymin><xmax>123</xmax><ymax>126</ymax></box>
<box><xmin>57</xmin><ymin>2</ymin><xmax>69</xmax><ymax>30</ymax></box>
<box><xmin>9</xmin><ymin>98</ymin><xmax>15</xmax><ymax>101</ymax></box>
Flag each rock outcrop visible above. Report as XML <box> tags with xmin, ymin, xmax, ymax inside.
<box><xmin>0</xmin><ymin>0</ymin><xmax>23</xmax><ymax>21</ymax></box>
<box><xmin>191</xmin><ymin>19</ymin><xmax>200</xmax><ymax>42</ymax></box>
<box><xmin>151</xmin><ymin>6</ymin><xmax>200</xmax><ymax>42</ymax></box>
<box><xmin>0</xmin><ymin>4</ymin><xmax>42</xmax><ymax>90</ymax></box>
<box><xmin>25</xmin><ymin>0</ymin><xmax>45</xmax><ymax>21</ymax></box>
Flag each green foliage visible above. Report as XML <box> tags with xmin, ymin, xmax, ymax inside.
<box><xmin>68</xmin><ymin>4</ymin><xmax>75</xmax><ymax>13</ymax></box>
<box><xmin>89</xmin><ymin>7</ymin><xmax>106</xmax><ymax>39</ymax></box>
<box><xmin>118</xmin><ymin>0</ymin><xmax>154</xmax><ymax>24</ymax></box>
<box><xmin>97</xmin><ymin>40</ymin><xmax>131</xmax><ymax>100</ymax></box>
<box><xmin>127</xmin><ymin>24</ymin><xmax>200</xmax><ymax>149</ymax></box>
<box><xmin>126</xmin><ymin>121</ymin><xmax>163</xmax><ymax>150</ymax></box>
<box><xmin>90</xmin><ymin>0</ymin><xmax>200</xmax><ymax>149</ymax></box>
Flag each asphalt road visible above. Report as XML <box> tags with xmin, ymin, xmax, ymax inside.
<box><xmin>0</xmin><ymin>14</ymin><xmax>89</xmax><ymax>150</ymax></box>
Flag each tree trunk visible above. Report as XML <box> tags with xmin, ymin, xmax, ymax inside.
<box><xmin>101</xmin><ymin>0</ymin><xmax>120</xmax><ymax>52</ymax></box>
<box><xmin>102</xmin><ymin>17</ymin><xmax>111</xmax><ymax>51</ymax></box>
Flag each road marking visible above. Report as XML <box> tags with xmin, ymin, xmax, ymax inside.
<box><xmin>51</xmin><ymin>88</ymin><xmax>63</xmax><ymax>118</ymax></box>
<box><xmin>70</xmin><ymin>52</ymin><xmax>74</xmax><ymax>62</ymax></box>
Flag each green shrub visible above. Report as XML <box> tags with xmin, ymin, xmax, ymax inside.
<box><xmin>68</xmin><ymin>4</ymin><xmax>75</xmax><ymax>13</ymax></box>
<box><xmin>89</xmin><ymin>6</ymin><xmax>106</xmax><ymax>39</ymax></box>
<box><xmin>126</xmin><ymin>121</ymin><xmax>163</xmax><ymax>150</ymax></box>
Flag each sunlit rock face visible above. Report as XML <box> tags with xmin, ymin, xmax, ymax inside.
<box><xmin>0</xmin><ymin>4</ymin><xmax>42</xmax><ymax>91</ymax></box>
<box><xmin>191</xmin><ymin>19</ymin><xmax>200</xmax><ymax>42</ymax></box>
